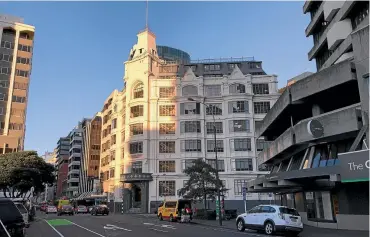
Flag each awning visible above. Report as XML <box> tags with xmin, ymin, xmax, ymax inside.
<box><xmin>75</xmin><ymin>191</ymin><xmax>94</xmax><ymax>200</ymax></box>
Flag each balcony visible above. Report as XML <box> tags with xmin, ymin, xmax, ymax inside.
<box><xmin>67</xmin><ymin>178</ymin><xmax>79</xmax><ymax>183</ymax></box>
<box><xmin>327</xmin><ymin>19</ymin><xmax>352</xmax><ymax>51</ymax></box>
<box><xmin>323</xmin><ymin>1</ymin><xmax>345</xmax><ymax>22</ymax></box>
<box><xmin>68</xmin><ymin>161</ymin><xmax>80</xmax><ymax>167</ymax></box>
<box><xmin>257</xmin><ymin>103</ymin><xmax>362</xmax><ymax>167</ymax></box>
<box><xmin>68</xmin><ymin>169</ymin><xmax>80</xmax><ymax>175</ymax></box>
<box><xmin>67</xmin><ymin>186</ymin><xmax>78</xmax><ymax>192</ymax></box>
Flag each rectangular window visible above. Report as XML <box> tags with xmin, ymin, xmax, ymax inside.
<box><xmin>9</xmin><ymin>123</ymin><xmax>23</xmax><ymax>130</ymax></box>
<box><xmin>206</xmin><ymin>122</ymin><xmax>223</xmax><ymax>134</ymax></box>
<box><xmin>204</xmin><ymin>64</ymin><xmax>221</xmax><ymax>71</ymax></box>
<box><xmin>109</xmin><ymin>168</ymin><xmax>115</xmax><ymax>178</ymax></box>
<box><xmin>130</xmin><ymin>123</ymin><xmax>143</xmax><ymax>135</ymax></box>
<box><xmin>15</xmin><ymin>69</ymin><xmax>29</xmax><ymax>77</ymax></box>
<box><xmin>232</xmin><ymin>159</ymin><xmax>253</xmax><ymax>171</ymax></box>
<box><xmin>12</xmin><ymin>95</ymin><xmax>26</xmax><ymax>103</ymax></box>
<box><xmin>205</xmin><ymin>85</ymin><xmax>222</xmax><ymax>97</ymax></box>
<box><xmin>159</xmin><ymin>105</ymin><xmax>176</xmax><ymax>116</ymax></box>
<box><xmin>18</xmin><ymin>44</ymin><xmax>32</xmax><ymax>53</ymax></box>
<box><xmin>0</xmin><ymin>67</ymin><xmax>10</xmax><ymax>75</ymax></box>
<box><xmin>206</xmin><ymin>103</ymin><xmax>222</xmax><ymax>115</ymax></box>
<box><xmin>207</xmin><ymin>140</ymin><xmax>224</xmax><ymax>152</ymax></box>
<box><xmin>229</xmin><ymin>120</ymin><xmax>250</xmax><ymax>133</ymax></box>
<box><xmin>111</xmin><ymin>118</ymin><xmax>117</xmax><ymax>129</ymax></box>
<box><xmin>159</xmin><ymin>161</ymin><xmax>176</xmax><ymax>173</ymax></box>
<box><xmin>232</xmin><ymin>138</ymin><xmax>252</xmax><ymax>151</ymax></box>
<box><xmin>159</xmin><ymin>123</ymin><xmax>175</xmax><ymax>135</ymax></box>
<box><xmin>305</xmin><ymin>191</ymin><xmax>335</xmax><ymax>221</ymax></box>
<box><xmin>234</xmin><ymin>179</ymin><xmax>249</xmax><ymax>195</ymax></box>
<box><xmin>159</xmin><ymin>180</ymin><xmax>176</xmax><ymax>196</ymax></box>
<box><xmin>181</xmin><ymin>140</ymin><xmax>201</xmax><ymax>152</ymax></box>
<box><xmin>0</xmin><ymin>54</ymin><xmax>13</xmax><ymax>62</ymax></box>
<box><xmin>182</xmin><ymin>159</ymin><xmax>197</xmax><ymax>171</ymax></box>
<box><xmin>256</xmin><ymin>139</ymin><xmax>269</xmax><ymax>152</ymax></box>
<box><xmin>159</xmin><ymin>87</ymin><xmax>175</xmax><ymax>98</ymax></box>
<box><xmin>180</xmin><ymin>102</ymin><xmax>200</xmax><ymax>115</ymax></box>
<box><xmin>13</xmin><ymin>82</ymin><xmax>27</xmax><ymax>90</ymax></box>
<box><xmin>0</xmin><ymin>107</ymin><xmax>3</xmax><ymax>115</ymax></box>
<box><xmin>111</xmin><ymin>135</ymin><xmax>116</xmax><ymax>146</ymax></box>
<box><xmin>129</xmin><ymin>142</ymin><xmax>143</xmax><ymax>154</ymax></box>
<box><xmin>180</xmin><ymin>121</ymin><xmax>201</xmax><ymax>133</ymax></box>
<box><xmin>16</xmin><ymin>57</ymin><xmax>31</xmax><ymax>65</ymax></box>
<box><xmin>254</xmin><ymin>102</ymin><xmax>271</xmax><ymax>114</ymax></box>
<box><xmin>0</xmin><ymin>81</ymin><xmax>8</xmax><ymax>88</ymax></box>
<box><xmin>159</xmin><ymin>141</ymin><xmax>175</xmax><ymax>153</ymax></box>
<box><xmin>206</xmin><ymin>159</ymin><xmax>225</xmax><ymax>172</ymax></box>
<box><xmin>253</xmin><ymin>84</ymin><xmax>269</xmax><ymax>94</ymax></box>
<box><xmin>131</xmin><ymin>161</ymin><xmax>142</xmax><ymax>173</ymax></box>
<box><xmin>130</xmin><ymin>105</ymin><xmax>143</xmax><ymax>118</ymax></box>
<box><xmin>1</xmin><ymin>41</ymin><xmax>14</xmax><ymax>49</ymax></box>
<box><xmin>228</xmin><ymin>101</ymin><xmax>249</xmax><ymax>113</ymax></box>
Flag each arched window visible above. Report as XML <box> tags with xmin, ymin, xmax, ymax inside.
<box><xmin>133</xmin><ymin>83</ymin><xmax>144</xmax><ymax>99</ymax></box>
<box><xmin>182</xmin><ymin>85</ymin><xmax>198</xmax><ymax>96</ymax></box>
<box><xmin>229</xmin><ymin>83</ymin><xmax>245</xmax><ymax>94</ymax></box>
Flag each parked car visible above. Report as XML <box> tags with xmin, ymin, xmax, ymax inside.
<box><xmin>45</xmin><ymin>206</ymin><xmax>57</xmax><ymax>214</ymax></box>
<box><xmin>75</xmin><ymin>205</ymin><xmax>88</xmax><ymax>214</ymax></box>
<box><xmin>91</xmin><ymin>205</ymin><xmax>109</xmax><ymax>216</ymax></box>
<box><xmin>0</xmin><ymin>198</ymin><xmax>26</xmax><ymax>237</ymax></box>
<box><xmin>236</xmin><ymin>205</ymin><xmax>303</xmax><ymax>236</ymax></box>
<box><xmin>87</xmin><ymin>206</ymin><xmax>93</xmax><ymax>213</ymax></box>
<box><xmin>57</xmin><ymin>205</ymin><xmax>74</xmax><ymax>216</ymax></box>
<box><xmin>13</xmin><ymin>203</ymin><xmax>30</xmax><ymax>228</ymax></box>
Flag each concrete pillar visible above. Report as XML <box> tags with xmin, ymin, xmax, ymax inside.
<box><xmin>122</xmin><ymin>188</ymin><xmax>131</xmax><ymax>213</ymax></box>
<box><xmin>312</xmin><ymin>104</ymin><xmax>324</xmax><ymax>116</ymax></box>
<box><xmin>139</xmin><ymin>182</ymin><xmax>149</xmax><ymax>213</ymax></box>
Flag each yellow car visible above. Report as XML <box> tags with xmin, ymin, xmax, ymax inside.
<box><xmin>157</xmin><ymin>199</ymin><xmax>192</xmax><ymax>222</ymax></box>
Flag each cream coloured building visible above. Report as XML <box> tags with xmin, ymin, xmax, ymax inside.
<box><xmin>100</xmin><ymin>28</ymin><xmax>280</xmax><ymax>213</ymax></box>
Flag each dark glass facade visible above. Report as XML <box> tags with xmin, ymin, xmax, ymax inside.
<box><xmin>157</xmin><ymin>45</ymin><xmax>190</xmax><ymax>63</ymax></box>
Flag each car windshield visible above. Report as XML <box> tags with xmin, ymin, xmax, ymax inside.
<box><xmin>15</xmin><ymin>204</ymin><xmax>27</xmax><ymax>214</ymax></box>
<box><xmin>279</xmin><ymin>207</ymin><xmax>299</xmax><ymax>216</ymax></box>
<box><xmin>0</xmin><ymin>202</ymin><xmax>23</xmax><ymax>225</ymax></box>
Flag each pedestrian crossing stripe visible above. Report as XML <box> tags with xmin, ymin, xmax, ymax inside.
<box><xmin>47</xmin><ymin>219</ymin><xmax>73</xmax><ymax>226</ymax></box>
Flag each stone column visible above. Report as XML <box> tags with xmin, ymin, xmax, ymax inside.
<box><xmin>122</xmin><ymin>188</ymin><xmax>131</xmax><ymax>213</ymax></box>
<box><xmin>139</xmin><ymin>182</ymin><xmax>149</xmax><ymax>213</ymax></box>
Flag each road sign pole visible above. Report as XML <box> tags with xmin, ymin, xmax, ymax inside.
<box><xmin>242</xmin><ymin>185</ymin><xmax>247</xmax><ymax>213</ymax></box>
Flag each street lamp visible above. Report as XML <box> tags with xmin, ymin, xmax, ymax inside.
<box><xmin>187</xmin><ymin>98</ymin><xmax>222</xmax><ymax>226</ymax></box>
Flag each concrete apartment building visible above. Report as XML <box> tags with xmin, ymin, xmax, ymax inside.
<box><xmin>55</xmin><ymin>137</ymin><xmax>70</xmax><ymax>198</ymax></box>
<box><xmin>78</xmin><ymin>114</ymin><xmax>102</xmax><ymax>197</ymax></box>
<box><xmin>67</xmin><ymin>124</ymin><xmax>83</xmax><ymax>198</ymax></box>
<box><xmin>247</xmin><ymin>1</ymin><xmax>369</xmax><ymax>231</ymax></box>
<box><xmin>0</xmin><ymin>15</ymin><xmax>34</xmax><ymax>153</ymax></box>
<box><xmin>99</xmin><ymin>28</ymin><xmax>280</xmax><ymax>214</ymax></box>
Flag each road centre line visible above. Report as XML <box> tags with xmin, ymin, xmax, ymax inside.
<box><xmin>149</xmin><ymin>228</ymin><xmax>168</xmax><ymax>233</ymax></box>
<box><xmin>143</xmin><ymin>222</ymin><xmax>176</xmax><ymax>229</ymax></box>
<box><xmin>105</xmin><ymin>224</ymin><xmax>132</xmax><ymax>232</ymax></box>
<box><xmin>70</xmin><ymin>221</ymin><xmax>106</xmax><ymax>237</ymax></box>
<box><xmin>43</xmin><ymin>220</ymin><xmax>65</xmax><ymax>237</ymax></box>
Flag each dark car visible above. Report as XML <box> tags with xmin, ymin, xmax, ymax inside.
<box><xmin>57</xmin><ymin>205</ymin><xmax>74</xmax><ymax>216</ymax></box>
<box><xmin>91</xmin><ymin>205</ymin><xmax>109</xmax><ymax>216</ymax></box>
<box><xmin>0</xmin><ymin>198</ymin><xmax>25</xmax><ymax>237</ymax></box>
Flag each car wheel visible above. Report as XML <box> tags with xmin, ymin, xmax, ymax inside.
<box><xmin>158</xmin><ymin>213</ymin><xmax>163</xmax><ymax>221</ymax></box>
<box><xmin>236</xmin><ymin>219</ymin><xmax>245</xmax><ymax>232</ymax></box>
<box><xmin>264</xmin><ymin>221</ymin><xmax>274</xmax><ymax>235</ymax></box>
<box><xmin>169</xmin><ymin>214</ymin><xmax>174</xmax><ymax>222</ymax></box>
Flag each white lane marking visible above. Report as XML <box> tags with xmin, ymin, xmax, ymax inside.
<box><xmin>105</xmin><ymin>224</ymin><xmax>132</xmax><ymax>232</ymax></box>
<box><xmin>149</xmin><ymin>228</ymin><xmax>168</xmax><ymax>233</ymax></box>
<box><xmin>69</xmin><ymin>221</ymin><xmax>106</xmax><ymax>237</ymax></box>
<box><xmin>143</xmin><ymin>222</ymin><xmax>176</xmax><ymax>229</ymax></box>
<box><xmin>43</xmin><ymin>220</ymin><xmax>65</xmax><ymax>237</ymax></box>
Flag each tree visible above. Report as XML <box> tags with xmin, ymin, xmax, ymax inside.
<box><xmin>178</xmin><ymin>159</ymin><xmax>227</xmax><ymax>210</ymax></box>
<box><xmin>0</xmin><ymin>151</ymin><xmax>55</xmax><ymax>199</ymax></box>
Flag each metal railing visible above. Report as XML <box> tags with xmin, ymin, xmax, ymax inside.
<box><xmin>190</xmin><ymin>57</ymin><xmax>255</xmax><ymax>64</ymax></box>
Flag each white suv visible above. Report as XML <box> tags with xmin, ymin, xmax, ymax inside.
<box><xmin>236</xmin><ymin>205</ymin><xmax>303</xmax><ymax>236</ymax></box>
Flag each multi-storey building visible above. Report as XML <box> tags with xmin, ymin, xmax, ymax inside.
<box><xmin>55</xmin><ymin>137</ymin><xmax>70</xmax><ymax>198</ymax></box>
<box><xmin>78</xmin><ymin>114</ymin><xmax>102</xmax><ymax>196</ymax></box>
<box><xmin>100</xmin><ymin>29</ymin><xmax>279</xmax><ymax>214</ymax></box>
<box><xmin>67</xmin><ymin>124</ymin><xmax>83</xmax><ymax>198</ymax></box>
<box><xmin>0</xmin><ymin>15</ymin><xmax>34</xmax><ymax>153</ymax></box>
<box><xmin>247</xmin><ymin>1</ymin><xmax>369</xmax><ymax>231</ymax></box>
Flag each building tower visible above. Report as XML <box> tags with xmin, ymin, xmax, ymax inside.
<box><xmin>0</xmin><ymin>15</ymin><xmax>35</xmax><ymax>153</ymax></box>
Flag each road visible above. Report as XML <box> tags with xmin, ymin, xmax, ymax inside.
<box><xmin>26</xmin><ymin>212</ymin><xmax>270</xmax><ymax>237</ymax></box>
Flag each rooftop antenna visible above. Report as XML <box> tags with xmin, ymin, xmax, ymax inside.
<box><xmin>145</xmin><ymin>0</ymin><xmax>149</xmax><ymax>30</ymax></box>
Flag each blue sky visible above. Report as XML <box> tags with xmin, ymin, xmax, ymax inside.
<box><xmin>1</xmin><ymin>1</ymin><xmax>315</xmax><ymax>154</ymax></box>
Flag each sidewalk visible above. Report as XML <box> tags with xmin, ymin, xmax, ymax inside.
<box><xmin>193</xmin><ymin>219</ymin><xmax>369</xmax><ymax>237</ymax></box>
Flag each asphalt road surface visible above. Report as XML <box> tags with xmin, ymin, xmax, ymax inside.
<box><xmin>26</xmin><ymin>212</ymin><xmax>272</xmax><ymax>237</ymax></box>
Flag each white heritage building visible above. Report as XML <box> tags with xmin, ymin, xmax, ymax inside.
<box><xmin>103</xmin><ymin>28</ymin><xmax>280</xmax><ymax>213</ymax></box>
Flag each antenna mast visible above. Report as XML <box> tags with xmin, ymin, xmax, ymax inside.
<box><xmin>145</xmin><ymin>0</ymin><xmax>149</xmax><ymax>29</ymax></box>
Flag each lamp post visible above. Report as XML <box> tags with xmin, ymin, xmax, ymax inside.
<box><xmin>188</xmin><ymin>98</ymin><xmax>222</xmax><ymax>226</ymax></box>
